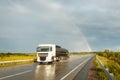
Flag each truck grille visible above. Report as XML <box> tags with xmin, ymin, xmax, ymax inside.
<box><xmin>40</xmin><ymin>57</ymin><xmax>46</xmax><ymax>61</ymax></box>
<box><xmin>38</xmin><ymin>53</ymin><xmax>48</xmax><ymax>57</ymax></box>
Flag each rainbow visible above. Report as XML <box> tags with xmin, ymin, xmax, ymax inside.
<box><xmin>61</xmin><ymin>13</ymin><xmax>93</xmax><ymax>52</ymax></box>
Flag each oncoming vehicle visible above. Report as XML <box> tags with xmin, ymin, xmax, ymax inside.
<box><xmin>36</xmin><ymin>44</ymin><xmax>69</xmax><ymax>63</ymax></box>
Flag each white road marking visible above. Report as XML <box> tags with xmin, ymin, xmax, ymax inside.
<box><xmin>60</xmin><ymin>57</ymin><xmax>91</xmax><ymax>80</ymax></box>
<box><xmin>0</xmin><ymin>70</ymin><xmax>32</xmax><ymax>80</ymax></box>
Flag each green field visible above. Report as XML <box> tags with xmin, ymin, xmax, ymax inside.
<box><xmin>96</xmin><ymin>58</ymin><xmax>109</xmax><ymax>80</ymax></box>
<box><xmin>96</xmin><ymin>50</ymin><xmax>120</xmax><ymax>80</ymax></box>
<box><xmin>0</xmin><ymin>53</ymin><xmax>36</xmax><ymax>67</ymax></box>
<box><xmin>0</xmin><ymin>53</ymin><xmax>36</xmax><ymax>61</ymax></box>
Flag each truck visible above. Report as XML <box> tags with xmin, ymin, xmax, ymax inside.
<box><xmin>36</xmin><ymin>44</ymin><xmax>69</xmax><ymax>63</ymax></box>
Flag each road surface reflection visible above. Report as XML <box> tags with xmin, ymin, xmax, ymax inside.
<box><xmin>35</xmin><ymin>63</ymin><xmax>56</xmax><ymax>80</ymax></box>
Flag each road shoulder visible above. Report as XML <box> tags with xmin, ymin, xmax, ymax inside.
<box><xmin>88</xmin><ymin>58</ymin><xmax>98</xmax><ymax>80</ymax></box>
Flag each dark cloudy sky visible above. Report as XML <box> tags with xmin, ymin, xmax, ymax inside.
<box><xmin>0</xmin><ymin>0</ymin><xmax>120</xmax><ymax>52</ymax></box>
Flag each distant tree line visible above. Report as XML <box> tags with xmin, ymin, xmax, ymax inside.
<box><xmin>0</xmin><ymin>53</ymin><xmax>35</xmax><ymax>58</ymax></box>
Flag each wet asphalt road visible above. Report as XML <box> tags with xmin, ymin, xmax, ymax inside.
<box><xmin>0</xmin><ymin>54</ymin><xmax>95</xmax><ymax>80</ymax></box>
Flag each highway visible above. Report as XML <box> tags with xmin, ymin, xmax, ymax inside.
<box><xmin>0</xmin><ymin>54</ymin><xmax>95</xmax><ymax>80</ymax></box>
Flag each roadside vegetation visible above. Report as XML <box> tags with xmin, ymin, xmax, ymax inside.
<box><xmin>0</xmin><ymin>53</ymin><xmax>36</xmax><ymax>67</ymax></box>
<box><xmin>96</xmin><ymin>57</ymin><xmax>109</xmax><ymax>80</ymax></box>
<box><xmin>96</xmin><ymin>50</ymin><xmax>120</xmax><ymax>80</ymax></box>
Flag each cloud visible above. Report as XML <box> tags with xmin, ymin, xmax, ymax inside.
<box><xmin>35</xmin><ymin>0</ymin><xmax>62</xmax><ymax>9</ymax></box>
<box><xmin>0</xmin><ymin>1</ymin><xmax>31</xmax><ymax>15</ymax></box>
<box><xmin>9</xmin><ymin>3</ymin><xmax>29</xmax><ymax>14</ymax></box>
<box><xmin>0</xmin><ymin>0</ymin><xmax>120</xmax><ymax>52</ymax></box>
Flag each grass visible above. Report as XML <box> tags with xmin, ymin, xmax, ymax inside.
<box><xmin>96</xmin><ymin>58</ymin><xmax>109</xmax><ymax>80</ymax></box>
<box><xmin>0</xmin><ymin>55</ymin><xmax>36</xmax><ymax>61</ymax></box>
<box><xmin>97</xmin><ymin>56</ymin><xmax>120</xmax><ymax>80</ymax></box>
<box><xmin>0</xmin><ymin>60</ymin><xmax>34</xmax><ymax>67</ymax></box>
<box><xmin>0</xmin><ymin>53</ymin><xmax>36</xmax><ymax>67</ymax></box>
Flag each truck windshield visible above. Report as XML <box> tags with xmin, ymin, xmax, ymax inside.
<box><xmin>37</xmin><ymin>46</ymin><xmax>52</xmax><ymax>52</ymax></box>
